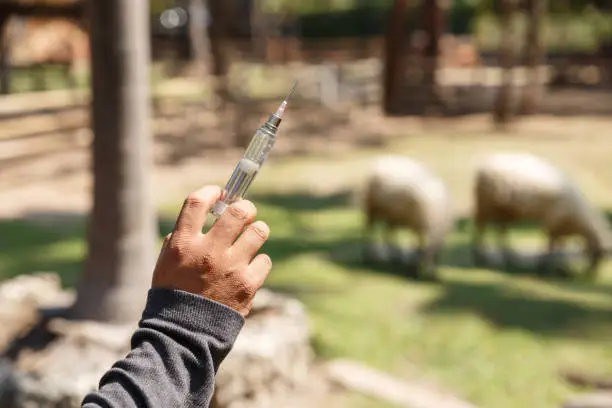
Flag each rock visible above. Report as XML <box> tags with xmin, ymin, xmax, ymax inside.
<box><xmin>564</xmin><ymin>392</ymin><xmax>612</xmax><ymax>408</ymax></box>
<box><xmin>3</xmin><ymin>332</ymin><xmax>132</xmax><ymax>408</ymax></box>
<box><xmin>0</xmin><ymin>273</ymin><xmax>72</xmax><ymax>351</ymax></box>
<box><xmin>0</xmin><ymin>274</ymin><xmax>313</xmax><ymax>408</ymax></box>
<box><xmin>212</xmin><ymin>289</ymin><xmax>313</xmax><ymax>408</ymax></box>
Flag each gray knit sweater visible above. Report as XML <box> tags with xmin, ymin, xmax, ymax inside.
<box><xmin>81</xmin><ymin>288</ymin><xmax>245</xmax><ymax>408</ymax></box>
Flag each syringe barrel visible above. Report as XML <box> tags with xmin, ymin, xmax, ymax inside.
<box><xmin>210</xmin><ymin>124</ymin><xmax>277</xmax><ymax>218</ymax></box>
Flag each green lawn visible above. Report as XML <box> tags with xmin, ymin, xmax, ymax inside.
<box><xmin>2</xmin><ymin>124</ymin><xmax>612</xmax><ymax>408</ymax></box>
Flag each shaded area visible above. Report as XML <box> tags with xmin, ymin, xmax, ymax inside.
<box><xmin>250</xmin><ymin>190</ymin><xmax>353</xmax><ymax>212</ymax></box>
<box><xmin>249</xmin><ymin>189</ymin><xmax>612</xmax><ymax>340</ymax></box>
<box><xmin>4</xmin><ymin>192</ymin><xmax>608</xmax><ymax>288</ymax></box>
<box><xmin>0</xmin><ymin>212</ymin><xmax>178</xmax><ymax>287</ymax></box>
<box><xmin>249</xmin><ymin>190</ymin><xmax>612</xmax><ymax>282</ymax></box>
<box><xmin>418</xmin><ymin>278</ymin><xmax>612</xmax><ymax>338</ymax></box>
<box><xmin>2</xmin><ymin>191</ymin><xmax>612</xmax><ymax>332</ymax></box>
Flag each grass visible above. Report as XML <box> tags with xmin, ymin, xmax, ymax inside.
<box><xmin>2</xmin><ymin>118</ymin><xmax>612</xmax><ymax>408</ymax></box>
<box><xmin>476</xmin><ymin>11</ymin><xmax>612</xmax><ymax>52</ymax></box>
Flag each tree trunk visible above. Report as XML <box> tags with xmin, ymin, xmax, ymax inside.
<box><xmin>493</xmin><ymin>0</ymin><xmax>519</xmax><ymax>127</ymax></box>
<box><xmin>0</xmin><ymin>14</ymin><xmax>11</xmax><ymax>94</ymax></box>
<box><xmin>383</xmin><ymin>0</ymin><xmax>409</xmax><ymax>115</ymax></box>
<box><xmin>207</xmin><ymin>0</ymin><xmax>230</xmax><ymax>110</ymax></box>
<box><xmin>250</xmin><ymin>0</ymin><xmax>267</xmax><ymax>60</ymax></box>
<box><xmin>520</xmin><ymin>0</ymin><xmax>547</xmax><ymax>114</ymax></box>
<box><xmin>188</xmin><ymin>0</ymin><xmax>211</xmax><ymax>79</ymax></box>
<box><xmin>71</xmin><ymin>0</ymin><xmax>157</xmax><ymax>323</ymax></box>
<box><xmin>422</xmin><ymin>0</ymin><xmax>445</xmax><ymax>111</ymax></box>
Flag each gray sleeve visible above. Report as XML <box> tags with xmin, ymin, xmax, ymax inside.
<box><xmin>81</xmin><ymin>288</ymin><xmax>245</xmax><ymax>408</ymax></box>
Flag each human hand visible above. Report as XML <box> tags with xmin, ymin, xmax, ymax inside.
<box><xmin>152</xmin><ymin>185</ymin><xmax>272</xmax><ymax>317</ymax></box>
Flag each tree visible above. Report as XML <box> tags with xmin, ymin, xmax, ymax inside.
<box><xmin>207</xmin><ymin>0</ymin><xmax>230</xmax><ymax>109</ymax></box>
<box><xmin>493</xmin><ymin>0</ymin><xmax>519</xmax><ymax>127</ymax></box>
<box><xmin>521</xmin><ymin>0</ymin><xmax>547</xmax><ymax>114</ymax></box>
<box><xmin>422</xmin><ymin>0</ymin><xmax>445</xmax><ymax>111</ymax></box>
<box><xmin>189</xmin><ymin>0</ymin><xmax>212</xmax><ymax>80</ymax></box>
<box><xmin>0</xmin><ymin>13</ymin><xmax>11</xmax><ymax>94</ymax></box>
<box><xmin>383</xmin><ymin>0</ymin><xmax>409</xmax><ymax>115</ymax></box>
<box><xmin>71</xmin><ymin>0</ymin><xmax>157</xmax><ymax>323</ymax></box>
<box><xmin>250</xmin><ymin>0</ymin><xmax>268</xmax><ymax>59</ymax></box>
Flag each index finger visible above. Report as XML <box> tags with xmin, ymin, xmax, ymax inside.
<box><xmin>173</xmin><ymin>185</ymin><xmax>221</xmax><ymax>236</ymax></box>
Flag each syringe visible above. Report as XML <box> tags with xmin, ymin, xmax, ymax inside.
<box><xmin>208</xmin><ymin>81</ymin><xmax>297</xmax><ymax>224</ymax></box>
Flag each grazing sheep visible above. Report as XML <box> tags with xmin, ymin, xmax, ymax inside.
<box><xmin>362</xmin><ymin>155</ymin><xmax>454</xmax><ymax>279</ymax></box>
<box><xmin>472</xmin><ymin>152</ymin><xmax>612</xmax><ymax>277</ymax></box>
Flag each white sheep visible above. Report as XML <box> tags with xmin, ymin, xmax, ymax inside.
<box><xmin>362</xmin><ymin>155</ymin><xmax>454</xmax><ymax>279</ymax></box>
<box><xmin>472</xmin><ymin>152</ymin><xmax>612</xmax><ymax>277</ymax></box>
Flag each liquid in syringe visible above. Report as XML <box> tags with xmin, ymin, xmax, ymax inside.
<box><xmin>209</xmin><ymin>82</ymin><xmax>296</xmax><ymax>220</ymax></box>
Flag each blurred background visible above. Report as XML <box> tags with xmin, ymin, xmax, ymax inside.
<box><xmin>0</xmin><ymin>0</ymin><xmax>611</xmax><ymax>407</ymax></box>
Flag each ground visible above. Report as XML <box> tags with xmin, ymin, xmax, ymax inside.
<box><xmin>1</xmin><ymin>110</ymin><xmax>612</xmax><ymax>408</ymax></box>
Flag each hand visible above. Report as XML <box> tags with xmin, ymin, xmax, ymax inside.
<box><xmin>152</xmin><ymin>185</ymin><xmax>272</xmax><ymax>317</ymax></box>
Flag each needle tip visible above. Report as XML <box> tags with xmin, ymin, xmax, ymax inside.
<box><xmin>275</xmin><ymin>80</ymin><xmax>298</xmax><ymax>118</ymax></box>
<box><xmin>285</xmin><ymin>80</ymin><xmax>298</xmax><ymax>102</ymax></box>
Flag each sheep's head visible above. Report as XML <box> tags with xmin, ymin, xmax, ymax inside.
<box><xmin>584</xmin><ymin>209</ymin><xmax>612</xmax><ymax>257</ymax></box>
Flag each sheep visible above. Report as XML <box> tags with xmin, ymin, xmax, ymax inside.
<box><xmin>362</xmin><ymin>155</ymin><xmax>454</xmax><ymax>279</ymax></box>
<box><xmin>472</xmin><ymin>152</ymin><xmax>612</xmax><ymax>278</ymax></box>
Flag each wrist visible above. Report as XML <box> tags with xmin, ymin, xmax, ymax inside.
<box><xmin>142</xmin><ymin>288</ymin><xmax>245</xmax><ymax>342</ymax></box>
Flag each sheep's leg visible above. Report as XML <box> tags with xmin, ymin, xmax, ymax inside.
<box><xmin>362</xmin><ymin>212</ymin><xmax>377</xmax><ymax>264</ymax></box>
<box><xmin>471</xmin><ymin>218</ymin><xmax>487</xmax><ymax>266</ymax></box>
<box><xmin>412</xmin><ymin>232</ymin><xmax>428</xmax><ymax>278</ymax></box>
<box><xmin>384</xmin><ymin>225</ymin><xmax>402</xmax><ymax>264</ymax></box>
<box><xmin>418</xmin><ymin>235</ymin><xmax>442</xmax><ymax>281</ymax></box>
<box><xmin>539</xmin><ymin>234</ymin><xmax>561</xmax><ymax>276</ymax></box>
<box><xmin>496</xmin><ymin>223</ymin><xmax>514</xmax><ymax>269</ymax></box>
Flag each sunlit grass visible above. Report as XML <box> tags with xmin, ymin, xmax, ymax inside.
<box><xmin>2</xmin><ymin>125</ymin><xmax>612</xmax><ymax>408</ymax></box>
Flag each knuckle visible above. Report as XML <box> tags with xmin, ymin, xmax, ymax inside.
<box><xmin>249</xmin><ymin>221</ymin><xmax>270</xmax><ymax>240</ymax></box>
<box><xmin>201</xmin><ymin>185</ymin><xmax>222</xmax><ymax>200</ymax></box>
<box><xmin>238</xmin><ymin>279</ymin><xmax>257</xmax><ymax>299</ymax></box>
<box><xmin>166</xmin><ymin>238</ymin><xmax>192</xmax><ymax>264</ymax></box>
<box><xmin>184</xmin><ymin>193</ymin><xmax>205</xmax><ymax>209</ymax></box>
<box><xmin>228</xmin><ymin>200</ymin><xmax>256</xmax><ymax>220</ymax></box>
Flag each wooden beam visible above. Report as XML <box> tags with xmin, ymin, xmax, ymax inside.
<box><xmin>326</xmin><ymin>359</ymin><xmax>479</xmax><ymax>408</ymax></box>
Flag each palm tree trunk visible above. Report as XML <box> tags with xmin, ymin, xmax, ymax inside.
<box><xmin>71</xmin><ymin>0</ymin><xmax>157</xmax><ymax>324</ymax></box>
<box><xmin>521</xmin><ymin>0</ymin><xmax>547</xmax><ymax>114</ymax></box>
<box><xmin>493</xmin><ymin>0</ymin><xmax>519</xmax><ymax>127</ymax></box>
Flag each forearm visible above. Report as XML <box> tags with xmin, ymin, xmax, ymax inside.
<box><xmin>82</xmin><ymin>288</ymin><xmax>244</xmax><ymax>408</ymax></box>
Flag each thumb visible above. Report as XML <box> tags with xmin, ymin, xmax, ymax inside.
<box><xmin>155</xmin><ymin>233</ymin><xmax>172</xmax><ymax>268</ymax></box>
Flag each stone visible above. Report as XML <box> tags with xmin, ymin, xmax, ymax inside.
<box><xmin>212</xmin><ymin>289</ymin><xmax>313</xmax><ymax>408</ymax></box>
<box><xmin>0</xmin><ymin>273</ymin><xmax>73</xmax><ymax>351</ymax></box>
<box><xmin>0</xmin><ymin>274</ymin><xmax>313</xmax><ymax>408</ymax></box>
